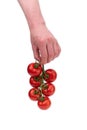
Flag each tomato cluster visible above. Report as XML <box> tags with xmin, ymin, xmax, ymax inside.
<box><xmin>27</xmin><ymin>62</ymin><xmax>57</xmax><ymax>110</ymax></box>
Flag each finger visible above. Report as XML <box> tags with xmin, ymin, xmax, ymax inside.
<box><xmin>32</xmin><ymin>44</ymin><xmax>40</xmax><ymax>61</ymax></box>
<box><xmin>46</xmin><ymin>43</ymin><xmax>54</xmax><ymax>63</ymax></box>
<box><xmin>53</xmin><ymin>40</ymin><xmax>61</xmax><ymax>58</ymax></box>
<box><xmin>39</xmin><ymin>44</ymin><xmax>47</xmax><ymax>64</ymax></box>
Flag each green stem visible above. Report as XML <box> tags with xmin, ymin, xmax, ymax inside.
<box><xmin>39</xmin><ymin>64</ymin><xmax>45</xmax><ymax>97</ymax></box>
<box><xmin>42</xmin><ymin>65</ymin><xmax>45</xmax><ymax>78</ymax></box>
<box><xmin>42</xmin><ymin>65</ymin><xmax>44</xmax><ymax>72</ymax></box>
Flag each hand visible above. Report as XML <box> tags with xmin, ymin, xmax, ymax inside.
<box><xmin>30</xmin><ymin>24</ymin><xmax>61</xmax><ymax>64</ymax></box>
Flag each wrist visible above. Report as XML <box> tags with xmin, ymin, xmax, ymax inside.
<box><xmin>29</xmin><ymin>20</ymin><xmax>46</xmax><ymax>32</ymax></box>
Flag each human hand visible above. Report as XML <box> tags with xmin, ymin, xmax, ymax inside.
<box><xmin>30</xmin><ymin>24</ymin><xmax>61</xmax><ymax>64</ymax></box>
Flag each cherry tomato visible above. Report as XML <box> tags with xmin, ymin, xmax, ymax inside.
<box><xmin>37</xmin><ymin>97</ymin><xmax>51</xmax><ymax>110</ymax></box>
<box><xmin>29</xmin><ymin>76</ymin><xmax>42</xmax><ymax>88</ymax></box>
<box><xmin>44</xmin><ymin>69</ymin><xmax>57</xmax><ymax>82</ymax></box>
<box><xmin>42</xmin><ymin>83</ymin><xmax>55</xmax><ymax>96</ymax></box>
<box><xmin>28</xmin><ymin>88</ymin><xmax>41</xmax><ymax>101</ymax></box>
<box><xmin>27</xmin><ymin>63</ymin><xmax>42</xmax><ymax>76</ymax></box>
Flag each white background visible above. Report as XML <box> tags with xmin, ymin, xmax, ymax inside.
<box><xmin>0</xmin><ymin>0</ymin><xmax>87</xmax><ymax>129</ymax></box>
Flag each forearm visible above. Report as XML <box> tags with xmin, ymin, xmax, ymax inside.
<box><xmin>18</xmin><ymin>0</ymin><xmax>45</xmax><ymax>30</ymax></box>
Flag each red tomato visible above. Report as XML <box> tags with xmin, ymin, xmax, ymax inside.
<box><xmin>27</xmin><ymin>63</ymin><xmax>42</xmax><ymax>76</ymax></box>
<box><xmin>37</xmin><ymin>97</ymin><xmax>51</xmax><ymax>110</ymax></box>
<box><xmin>28</xmin><ymin>88</ymin><xmax>41</xmax><ymax>101</ymax></box>
<box><xmin>44</xmin><ymin>69</ymin><xmax>57</xmax><ymax>82</ymax></box>
<box><xmin>42</xmin><ymin>83</ymin><xmax>55</xmax><ymax>96</ymax></box>
<box><xmin>29</xmin><ymin>76</ymin><xmax>42</xmax><ymax>88</ymax></box>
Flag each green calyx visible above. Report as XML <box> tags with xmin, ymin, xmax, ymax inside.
<box><xmin>38</xmin><ymin>96</ymin><xmax>45</xmax><ymax>101</ymax></box>
<box><xmin>34</xmin><ymin>90</ymin><xmax>39</xmax><ymax>94</ymax></box>
<box><xmin>43</xmin><ymin>84</ymin><xmax>48</xmax><ymax>89</ymax></box>
<box><xmin>44</xmin><ymin>73</ymin><xmax>49</xmax><ymax>79</ymax></box>
<box><xmin>34</xmin><ymin>76</ymin><xmax>41</xmax><ymax>81</ymax></box>
<box><xmin>34</xmin><ymin>63</ymin><xmax>40</xmax><ymax>69</ymax></box>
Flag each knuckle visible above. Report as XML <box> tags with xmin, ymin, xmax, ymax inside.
<box><xmin>49</xmin><ymin>54</ymin><xmax>53</xmax><ymax>58</ymax></box>
<box><xmin>55</xmin><ymin>50</ymin><xmax>61</xmax><ymax>57</ymax></box>
<box><xmin>54</xmin><ymin>46</ymin><xmax>61</xmax><ymax>57</ymax></box>
<box><xmin>34</xmin><ymin>37</ymin><xmax>44</xmax><ymax>44</ymax></box>
<box><xmin>47</xmin><ymin>36</ymin><xmax>53</xmax><ymax>42</ymax></box>
<box><xmin>47</xmin><ymin>37</ymin><xmax>51</xmax><ymax>41</ymax></box>
<box><xmin>55</xmin><ymin>52</ymin><xmax>59</xmax><ymax>57</ymax></box>
<box><xmin>38</xmin><ymin>38</ymin><xmax>45</xmax><ymax>44</ymax></box>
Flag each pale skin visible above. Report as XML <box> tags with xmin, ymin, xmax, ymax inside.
<box><xmin>18</xmin><ymin>0</ymin><xmax>61</xmax><ymax>64</ymax></box>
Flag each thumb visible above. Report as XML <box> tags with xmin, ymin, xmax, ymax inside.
<box><xmin>32</xmin><ymin>44</ymin><xmax>40</xmax><ymax>61</ymax></box>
